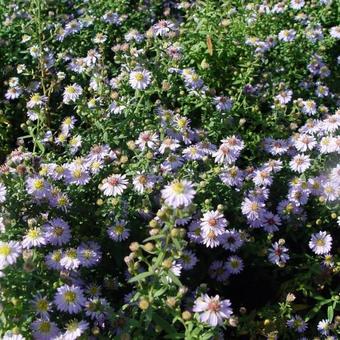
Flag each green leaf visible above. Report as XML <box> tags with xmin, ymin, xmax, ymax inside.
<box><xmin>143</xmin><ymin>234</ymin><xmax>165</xmax><ymax>243</ymax></box>
<box><xmin>167</xmin><ymin>271</ymin><xmax>183</xmax><ymax>287</ymax></box>
<box><xmin>128</xmin><ymin>271</ymin><xmax>153</xmax><ymax>284</ymax></box>
<box><xmin>327</xmin><ymin>305</ymin><xmax>334</xmax><ymax>322</ymax></box>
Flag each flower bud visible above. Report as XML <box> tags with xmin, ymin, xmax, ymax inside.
<box><xmin>139</xmin><ymin>298</ymin><xmax>149</xmax><ymax>310</ymax></box>
<box><xmin>182</xmin><ymin>311</ymin><xmax>192</xmax><ymax>320</ymax></box>
<box><xmin>129</xmin><ymin>242</ymin><xmax>139</xmax><ymax>252</ymax></box>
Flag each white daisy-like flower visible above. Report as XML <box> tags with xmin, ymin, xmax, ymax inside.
<box><xmin>26</xmin><ymin>93</ymin><xmax>47</xmax><ymax>108</ymax></box>
<box><xmin>0</xmin><ymin>182</ymin><xmax>7</xmax><ymax>203</ymax></box>
<box><xmin>63</xmin><ymin>319</ymin><xmax>89</xmax><ymax>340</ymax></box>
<box><xmin>101</xmin><ymin>174</ymin><xmax>128</xmax><ymax>196</ymax></box>
<box><xmin>200</xmin><ymin>210</ymin><xmax>228</xmax><ymax>236</ymax></box>
<box><xmin>63</xmin><ymin>84</ymin><xmax>83</xmax><ymax>104</ymax></box>
<box><xmin>54</xmin><ymin>284</ymin><xmax>85</xmax><ymax>314</ymax></box>
<box><xmin>0</xmin><ymin>241</ymin><xmax>22</xmax><ymax>268</ymax></box>
<box><xmin>22</xmin><ymin>227</ymin><xmax>47</xmax><ymax>249</ymax></box>
<box><xmin>193</xmin><ymin>294</ymin><xmax>233</xmax><ymax>326</ymax></box>
<box><xmin>161</xmin><ymin>179</ymin><xmax>196</xmax><ymax>208</ymax></box>
<box><xmin>289</xmin><ymin>154</ymin><xmax>311</xmax><ymax>173</ymax></box>
<box><xmin>309</xmin><ymin>231</ymin><xmax>332</xmax><ymax>255</ymax></box>
<box><xmin>129</xmin><ymin>69</ymin><xmax>152</xmax><ymax>90</ymax></box>
<box><xmin>135</xmin><ymin>131</ymin><xmax>159</xmax><ymax>151</ymax></box>
<box><xmin>60</xmin><ymin>248</ymin><xmax>81</xmax><ymax>270</ymax></box>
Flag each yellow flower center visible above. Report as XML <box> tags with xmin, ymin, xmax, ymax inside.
<box><xmin>64</xmin><ymin>291</ymin><xmax>76</xmax><ymax>303</ymax></box>
<box><xmin>52</xmin><ymin>251</ymin><xmax>62</xmax><ymax>262</ymax></box>
<box><xmin>135</xmin><ymin>73</ymin><xmax>144</xmax><ymax>81</ymax></box>
<box><xmin>31</xmin><ymin>93</ymin><xmax>41</xmax><ymax>102</ymax></box>
<box><xmin>114</xmin><ymin>225</ymin><xmax>124</xmax><ymax>234</ymax></box>
<box><xmin>27</xmin><ymin>228</ymin><xmax>40</xmax><ymax>239</ymax></box>
<box><xmin>33</xmin><ymin>179</ymin><xmax>44</xmax><ymax>190</ymax></box>
<box><xmin>36</xmin><ymin>299</ymin><xmax>49</xmax><ymax>312</ymax></box>
<box><xmin>316</xmin><ymin>239</ymin><xmax>325</xmax><ymax>247</ymax></box>
<box><xmin>64</xmin><ymin>117</ymin><xmax>72</xmax><ymax>125</ymax></box>
<box><xmin>66</xmin><ymin>249</ymin><xmax>77</xmax><ymax>259</ymax></box>
<box><xmin>66</xmin><ymin>86</ymin><xmax>76</xmax><ymax>94</ymax></box>
<box><xmin>171</xmin><ymin>182</ymin><xmax>185</xmax><ymax>194</ymax></box>
<box><xmin>53</xmin><ymin>226</ymin><xmax>64</xmax><ymax>236</ymax></box>
<box><xmin>38</xmin><ymin>321</ymin><xmax>51</xmax><ymax>333</ymax></box>
<box><xmin>0</xmin><ymin>244</ymin><xmax>11</xmax><ymax>256</ymax></box>
<box><xmin>72</xmin><ymin>169</ymin><xmax>82</xmax><ymax>179</ymax></box>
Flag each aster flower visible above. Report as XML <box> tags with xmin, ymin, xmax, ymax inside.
<box><xmin>278</xmin><ymin>29</ymin><xmax>296</xmax><ymax>42</ymax></box>
<box><xmin>209</xmin><ymin>261</ymin><xmax>230</xmax><ymax>282</ymax></box>
<box><xmin>275</xmin><ymin>90</ymin><xmax>292</xmax><ymax>105</ymax></box>
<box><xmin>317</xmin><ymin>319</ymin><xmax>331</xmax><ymax>336</ymax></box>
<box><xmin>0</xmin><ymin>182</ymin><xmax>6</xmax><ymax>203</ymax></box>
<box><xmin>264</xmin><ymin>138</ymin><xmax>289</xmax><ymax>155</ymax></box>
<box><xmin>166</xmin><ymin>261</ymin><xmax>182</xmax><ymax>283</ymax></box>
<box><xmin>107</xmin><ymin>220</ymin><xmax>130</xmax><ymax>242</ymax></box>
<box><xmin>330</xmin><ymin>26</ymin><xmax>340</xmax><ymax>39</ymax></box>
<box><xmin>27</xmin><ymin>93</ymin><xmax>47</xmax><ymax>108</ymax></box>
<box><xmin>129</xmin><ymin>69</ymin><xmax>152</xmax><ymax>90</ymax></box>
<box><xmin>45</xmin><ymin>249</ymin><xmax>62</xmax><ymax>270</ymax></box>
<box><xmin>54</xmin><ymin>284</ymin><xmax>85</xmax><ymax>314</ymax></box>
<box><xmin>241</xmin><ymin>197</ymin><xmax>265</xmax><ymax>220</ymax></box>
<box><xmin>152</xmin><ymin>19</ymin><xmax>177</xmax><ymax>37</ymax></box>
<box><xmin>290</xmin><ymin>0</ymin><xmax>305</xmax><ymax>10</ymax></box>
<box><xmin>135</xmin><ymin>131</ymin><xmax>159</xmax><ymax>151</ymax></box>
<box><xmin>221</xmin><ymin>229</ymin><xmax>244</xmax><ymax>252</ymax></box>
<box><xmin>22</xmin><ymin>227</ymin><xmax>47</xmax><ymax>249</ymax></box>
<box><xmin>213</xmin><ymin>143</ymin><xmax>238</xmax><ymax>165</ymax></box>
<box><xmin>32</xmin><ymin>294</ymin><xmax>51</xmax><ymax>318</ymax></box>
<box><xmin>64</xmin><ymin>164</ymin><xmax>90</xmax><ymax>186</ymax></box>
<box><xmin>61</xmin><ymin>116</ymin><xmax>77</xmax><ymax>134</ymax></box>
<box><xmin>85</xmin><ymin>297</ymin><xmax>109</xmax><ymax>321</ymax></box>
<box><xmin>5</xmin><ymin>86</ymin><xmax>22</xmax><ymax>100</ymax></box>
<box><xmin>187</xmin><ymin>220</ymin><xmax>203</xmax><ymax>244</ymax></box>
<box><xmin>309</xmin><ymin>231</ymin><xmax>332</xmax><ymax>255</ymax></box>
<box><xmin>178</xmin><ymin>250</ymin><xmax>198</xmax><ymax>270</ymax></box>
<box><xmin>182</xmin><ymin>145</ymin><xmax>205</xmax><ymax>161</ymax></box>
<box><xmin>220</xmin><ymin>166</ymin><xmax>245</xmax><ymax>187</ymax></box>
<box><xmin>201</xmin><ymin>230</ymin><xmax>222</xmax><ymax>248</ymax></box>
<box><xmin>301</xmin><ymin>100</ymin><xmax>317</xmax><ymax>115</ymax></box>
<box><xmin>294</xmin><ymin>134</ymin><xmax>317</xmax><ymax>152</ymax></box>
<box><xmin>43</xmin><ymin>218</ymin><xmax>71</xmax><ymax>246</ymax></box>
<box><xmin>63</xmin><ymin>84</ymin><xmax>83</xmax><ymax>104</ymax></box>
<box><xmin>287</xmin><ymin>315</ymin><xmax>308</xmax><ymax>333</ymax></box>
<box><xmin>161</xmin><ymin>179</ymin><xmax>196</xmax><ymax>208</ymax></box>
<box><xmin>262</xmin><ymin>211</ymin><xmax>282</xmax><ymax>233</ymax></box>
<box><xmin>289</xmin><ymin>154</ymin><xmax>311</xmax><ymax>173</ymax></box>
<box><xmin>213</xmin><ymin>96</ymin><xmax>233</xmax><ymax>112</ymax></box>
<box><xmin>225</xmin><ymin>255</ymin><xmax>244</xmax><ymax>274</ymax></box>
<box><xmin>63</xmin><ymin>319</ymin><xmax>89</xmax><ymax>340</ymax></box>
<box><xmin>31</xmin><ymin>319</ymin><xmax>60</xmax><ymax>340</ymax></box>
<box><xmin>2</xmin><ymin>332</ymin><xmax>25</xmax><ymax>340</ymax></box>
<box><xmin>60</xmin><ymin>248</ymin><xmax>81</xmax><ymax>270</ymax></box>
<box><xmin>86</xmin><ymin>144</ymin><xmax>111</xmax><ymax>162</ymax></box>
<box><xmin>77</xmin><ymin>241</ymin><xmax>102</xmax><ymax>267</ymax></box>
<box><xmin>200</xmin><ymin>210</ymin><xmax>228</xmax><ymax>236</ymax></box>
<box><xmin>252</xmin><ymin>168</ymin><xmax>273</xmax><ymax>187</ymax></box>
<box><xmin>26</xmin><ymin>176</ymin><xmax>51</xmax><ymax>200</ymax></box>
<box><xmin>132</xmin><ymin>173</ymin><xmax>157</xmax><ymax>193</ymax></box>
<box><xmin>101</xmin><ymin>174</ymin><xmax>128</xmax><ymax>196</ymax></box>
<box><xmin>0</xmin><ymin>240</ymin><xmax>22</xmax><ymax>267</ymax></box>
<box><xmin>321</xmin><ymin>181</ymin><xmax>339</xmax><ymax>202</ymax></box>
<box><xmin>193</xmin><ymin>294</ymin><xmax>233</xmax><ymax>326</ymax></box>
<box><xmin>268</xmin><ymin>241</ymin><xmax>289</xmax><ymax>266</ymax></box>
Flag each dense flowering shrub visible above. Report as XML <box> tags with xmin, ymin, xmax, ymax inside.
<box><xmin>0</xmin><ymin>0</ymin><xmax>339</xmax><ymax>339</ymax></box>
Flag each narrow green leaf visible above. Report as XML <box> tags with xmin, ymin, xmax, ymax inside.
<box><xmin>128</xmin><ymin>271</ymin><xmax>153</xmax><ymax>284</ymax></box>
